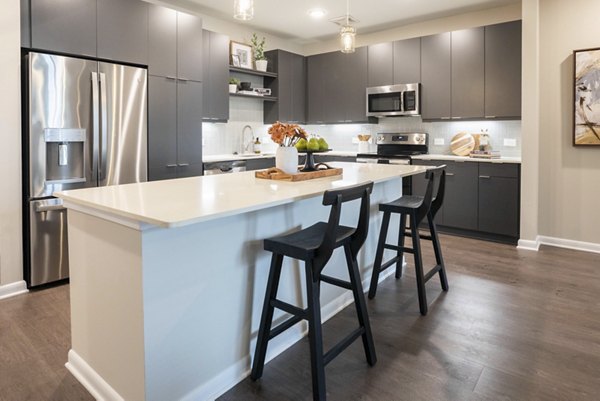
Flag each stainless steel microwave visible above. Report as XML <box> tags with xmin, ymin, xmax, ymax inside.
<box><xmin>366</xmin><ymin>83</ymin><xmax>420</xmax><ymax>117</ymax></box>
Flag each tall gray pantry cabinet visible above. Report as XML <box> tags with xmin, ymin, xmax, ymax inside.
<box><xmin>148</xmin><ymin>5</ymin><xmax>204</xmax><ymax>181</ymax></box>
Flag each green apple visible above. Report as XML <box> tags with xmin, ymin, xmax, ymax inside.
<box><xmin>318</xmin><ymin>137</ymin><xmax>329</xmax><ymax>151</ymax></box>
<box><xmin>295</xmin><ymin>138</ymin><xmax>307</xmax><ymax>151</ymax></box>
<box><xmin>307</xmin><ymin>137</ymin><xmax>320</xmax><ymax>151</ymax></box>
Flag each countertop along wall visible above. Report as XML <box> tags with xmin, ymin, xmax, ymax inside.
<box><xmin>0</xmin><ymin>0</ymin><xmax>24</xmax><ymax>295</ymax></box>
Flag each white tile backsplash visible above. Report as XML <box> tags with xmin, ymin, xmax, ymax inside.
<box><xmin>203</xmin><ymin>100</ymin><xmax>522</xmax><ymax>157</ymax></box>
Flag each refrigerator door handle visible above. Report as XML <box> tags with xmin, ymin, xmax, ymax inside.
<box><xmin>99</xmin><ymin>72</ymin><xmax>108</xmax><ymax>181</ymax></box>
<box><xmin>91</xmin><ymin>72</ymin><xmax>100</xmax><ymax>179</ymax></box>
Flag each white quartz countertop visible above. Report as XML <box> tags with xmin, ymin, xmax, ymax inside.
<box><xmin>411</xmin><ymin>154</ymin><xmax>521</xmax><ymax>164</ymax></box>
<box><xmin>203</xmin><ymin>150</ymin><xmax>358</xmax><ymax>163</ymax></box>
<box><xmin>56</xmin><ymin>162</ymin><xmax>425</xmax><ymax>229</ymax></box>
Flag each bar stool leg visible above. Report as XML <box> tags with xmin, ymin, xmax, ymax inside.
<box><xmin>427</xmin><ymin>212</ymin><xmax>449</xmax><ymax>292</ymax></box>
<box><xmin>344</xmin><ymin>245</ymin><xmax>377</xmax><ymax>366</ymax></box>
<box><xmin>305</xmin><ymin>261</ymin><xmax>326</xmax><ymax>401</ymax></box>
<box><xmin>410</xmin><ymin>213</ymin><xmax>428</xmax><ymax>316</ymax></box>
<box><xmin>395</xmin><ymin>213</ymin><xmax>407</xmax><ymax>279</ymax></box>
<box><xmin>251</xmin><ymin>253</ymin><xmax>284</xmax><ymax>381</ymax></box>
<box><xmin>368</xmin><ymin>211</ymin><xmax>391</xmax><ymax>299</ymax></box>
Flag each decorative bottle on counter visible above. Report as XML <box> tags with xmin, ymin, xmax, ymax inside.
<box><xmin>253</xmin><ymin>137</ymin><xmax>261</xmax><ymax>154</ymax></box>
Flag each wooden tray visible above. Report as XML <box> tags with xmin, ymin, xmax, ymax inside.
<box><xmin>255</xmin><ymin>167</ymin><xmax>343</xmax><ymax>181</ymax></box>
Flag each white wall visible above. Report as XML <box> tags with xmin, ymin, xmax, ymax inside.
<box><xmin>535</xmin><ymin>0</ymin><xmax>600</xmax><ymax>244</ymax></box>
<box><xmin>0</xmin><ymin>0</ymin><xmax>23</xmax><ymax>285</ymax></box>
<box><xmin>303</xmin><ymin>3</ymin><xmax>522</xmax><ymax>55</ymax></box>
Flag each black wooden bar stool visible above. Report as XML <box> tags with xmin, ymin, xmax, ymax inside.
<box><xmin>368</xmin><ymin>166</ymin><xmax>449</xmax><ymax>316</ymax></box>
<box><xmin>251</xmin><ymin>182</ymin><xmax>377</xmax><ymax>401</ymax></box>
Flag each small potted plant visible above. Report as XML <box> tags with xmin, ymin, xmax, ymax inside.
<box><xmin>251</xmin><ymin>33</ymin><xmax>267</xmax><ymax>71</ymax></box>
<box><xmin>229</xmin><ymin>77</ymin><xmax>240</xmax><ymax>94</ymax></box>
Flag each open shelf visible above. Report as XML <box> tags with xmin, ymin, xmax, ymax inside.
<box><xmin>229</xmin><ymin>66</ymin><xmax>278</xmax><ymax>78</ymax></box>
<box><xmin>229</xmin><ymin>93</ymin><xmax>277</xmax><ymax>102</ymax></box>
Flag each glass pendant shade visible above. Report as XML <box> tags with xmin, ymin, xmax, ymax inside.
<box><xmin>234</xmin><ymin>0</ymin><xmax>254</xmax><ymax>20</ymax></box>
<box><xmin>340</xmin><ymin>25</ymin><xmax>356</xmax><ymax>53</ymax></box>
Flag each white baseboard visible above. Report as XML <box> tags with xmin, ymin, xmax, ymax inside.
<box><xmin>66</xmin><ymin>350</ymin><xmax>125</xmax><ymax>401</ymax></box>
<box><xmin>186</xmin><ymin>266</ymin><xmax>397</xmax><ymax>401</ymax></box>
<box><xmin>0</xmin><ymin>280</ymin><xmax>28</xmax><ymax>301</ymax></box>
<box><xmin>518</xmin><ymin>235</ymin><xmax>600</xmax><ymax>254</ymax></box>
<box><xmin>517</xmin><ymin>238</ymin><xmax>540</xmax><ymax>251</ymax></box>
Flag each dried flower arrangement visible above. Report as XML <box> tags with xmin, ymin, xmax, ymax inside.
<box><xmin>268</xmin><ymin>121</ymin><xmax>308</xmax><ymax>147</ymax></box>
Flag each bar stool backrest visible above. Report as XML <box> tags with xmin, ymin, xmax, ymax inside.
<box><xmin>428</xmin><ymin>165</ymin><xmax>446</xmax><ymax>219</ymax></box>
<box><xmin>416</xmin><ymin>165</ymin><xmax>446</xmax><ymax>223</ymax></box>
<box><xmin>314</xmin><ymin>181</ymin><xmax>374</xmax><ymax>274</ymax></box>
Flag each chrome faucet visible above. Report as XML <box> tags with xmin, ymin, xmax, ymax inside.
<box><xmin>239</xmin><ymin>125</ymin><xmax>253</xmax><ymax>154</ymax></box>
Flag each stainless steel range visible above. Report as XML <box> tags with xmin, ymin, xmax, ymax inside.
<box><xmin>356</xmin><ymin>132</ymin><xmax>428</xmax><ymax>194</ymax></box>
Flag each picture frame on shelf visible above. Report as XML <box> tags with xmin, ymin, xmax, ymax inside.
<box><xmin>573</xmin><ymin>47</ymin><xmax>600</xmax><ymax>146</ymax></box>
<box><xmin>230</xmin><ymin>41</ymin><xmax>253</xmax><ymax>69</ymax></box>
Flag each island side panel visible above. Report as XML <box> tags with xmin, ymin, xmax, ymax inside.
<box><xmin>67</xmin><ymin>209</ymin><xmax>146</xmax><ymax>401</ymax></box>
<box><xmin>140</xmin><ymin>178</ymin><xmax>402</xmax><ymax>401</ymax></box>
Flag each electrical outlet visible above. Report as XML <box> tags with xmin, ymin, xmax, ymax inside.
<box><xmin>504</xmin><ymin>138</ymin><xmax>517</xmax><ymax>147</ymax></box>
<box><xmin>434</xmin><ymin>138</ymin><xmax>445</xmax><ymax>146</ymax></box>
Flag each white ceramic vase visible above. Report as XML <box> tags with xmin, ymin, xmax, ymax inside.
<box><xmin>276</xmin><ymin>146</ymin><xmax>298</xmax><ymax>174</ymax></box>
<box><xmin>229</xmin><ymin>84</ymin><xmax>237</xmax><ymax>93</ymax></box>
<box><xmin>255</xmin><ymin>59</ymin><xmax>268</xmax><ymax>72</ymax></box>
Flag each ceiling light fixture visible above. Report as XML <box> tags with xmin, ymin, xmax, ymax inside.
<box><xmin>233</xmin><ymin>0</ymin><xmax>254</xmax><ymax>21</ymax></box>
<box><xmin>340</xmin><ymin>0</ymin><xmax>355</xmax><ymax>53</ymax></box>
<box><xmin>307</xmin><ymin>8</ymin><xmax>327</xmax><ymax>19</ymax></box>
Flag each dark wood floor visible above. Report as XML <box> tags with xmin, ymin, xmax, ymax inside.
<box><xmin>1</xmin><ymin>235</ymin><xmax>600</xmax><ymax>401</ymax></box>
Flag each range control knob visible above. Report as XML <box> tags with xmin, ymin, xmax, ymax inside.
<box><xmin>377</xmin><ymin>135</ymin><xmax>385</xmax><ymax>143</ymax></box>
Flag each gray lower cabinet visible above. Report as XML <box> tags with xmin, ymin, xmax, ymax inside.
<box><xmin>411</xmin><ymin>160</ymin><xmax>520</xmax><ymax>241</ymax></box>
<box><xmin>30</xmin><ymin>0</ymin><xmax>97</xmax><ymax>57</ymax></box>
<box><xmin>148</xmin><ymin>76</ymin><xmax>203</xmax><ymax>180</ymax></box>
<box><xmin>264</xmin><ymin>50</ymin><xmax>306</xmax><ymax>124</ymax></box>
<box><xmin>245</xmin><ymin>158</ymin><xmax>275</xmax><ymax>171</ymax></box>
<box><xmin>451</xmin><ymin>27</ymin><xmax>485</xmax><ymax>119</ymax></box>
<box><xmin>393</xmin><ymin>37</ymin><xmax>421</xmax><ymax>84</ymax></box>
<box><xmin>314</xmin><ymin>155</ymin><xmax>357</xmax><ymax>163</ymax></box>
<box><xmin>97</xmin><ymin>0</ymin><xmax>148</xmax><ymax>65</ymax></box>
<box><xmin>203</xmin><ymin>30</ymin><xmax>229</xmax><ymax>121</ymax></box>
<box><xmin>421</xmin><ymin>32</ymin><xmax>452</xmax><ymax>120</ymax></box>
<box><xmin>478</xmin><ymin>163</ymin><xmax>520</xmax><ymax>236</ymax></box>
<box><xmin>485</xmin><ymin>21</ymin><xmax>522</xmax><ymax>119</ymax></box>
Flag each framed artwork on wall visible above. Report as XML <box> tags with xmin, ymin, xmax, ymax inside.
<box><xmin>574</xmin><ymin>47</ymin><xmax>600</xmax><ymax>146</ymax></box>
<box><xmin>230</xmin><ymin>41</ymin><xmax>253</xmax><ymax>69</ymax></box>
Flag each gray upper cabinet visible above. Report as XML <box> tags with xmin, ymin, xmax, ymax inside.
<box><xmin>451</xmin><ymin>27</ymin><xmax>485</xmax><ymax>119</ymax></box>
<box><xmin>264</xmin><ymin>50</ymin><xmax>306</xmax><ymax>124</ymax></box>
<box><xmin>421</xmin><ymin>32</ymin><xmax>451</xmax><ymax>120</ymax></box>
<box><xmin>344</xmin><ymin>47</ymin><xmax>369</xmax><ymax>123</ymax></box>
<box><xmin>393</xmin><ymin>37</ymin><xmax>421</xmax><ymax>84</ymax></box>
<box><xmin>148</xmin><ymin>76</ymin><xmax>178</xmax><ymax>181</ymax></box>
<box><xmin>30</xmin><ymin>0</ymin><xmax>97</xmax><ymax>57</ymax></box>
<box><xmin>177</xmin><ymin>12</ymin><xmax>203</xmax><ymax>82</ymax></box>
<box><xmin>307</xmin><ymin>53</ymin><xmax>325</xmax><ymax>123</ymax></box>
<box><xmin>177</xmin><ymin>80</ymin><xmax>204</xmax><ymax>177</ymax></box>
<box><xmin>202</xmin><ymin>30</ymin><xmax>229</xmax><ymax>121</ymax></box>
<box><xmin>97</xmin><ymin>0</ymin><xmax>148</xmax><ymax>65</ymax></box>
<box><xmin>148</xmin><ymin>5</ymin><xmax>177</xmax><ymax>78</ymax></box>
<box><xmin>485</xmin><ymin>21</ymin><xmax>522</xmax><ymax>118</ymax></box>
<box><xmin>20</xmin><ymin>0</ymin><xmax>31</xmax><ymax>48</ymax></box>
<box><xmin>368</xmin><ymin>42</ymin><xmax>393</xmax><ymax>87</ymax></box>
<box><xmin>322</xmin><ymin>51</ymin><xmax>346</xmax><ymax>123</ymax></box>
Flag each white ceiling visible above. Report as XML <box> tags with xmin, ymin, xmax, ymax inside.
<box><xmin>175</xmin><ymin>0</ymin><xmax>520</xmax><ymax>43</ymax></box>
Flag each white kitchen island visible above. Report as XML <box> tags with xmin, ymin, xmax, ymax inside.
<box><xmin>55</xmin><ymin>162</ymin><xmax>426</xmax><ymax>401</ymax></box>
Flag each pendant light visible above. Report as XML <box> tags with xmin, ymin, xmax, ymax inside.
<box><xmin>340</xmin><ymin>0</ymin><xmax>356</xmax><ymax>53</ymax></box>
<box><xmin>234</xmin><ymin>0</ymin><xmax>254</xmax><ymax>21</ymax></box>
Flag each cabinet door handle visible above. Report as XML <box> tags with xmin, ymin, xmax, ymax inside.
<box><xmin>479</xmin><ymin>175</ymin><xmax>491</xmax><ymax>179</ymax></box>
<box><xmin>485</xmin><ymin>115</ymin><xmax>496</xmax><ymax>119</ymax></box>
<box><xmin>446</xmin><ymin>173</ymin><xmax>455</xmax><ymax>176</ymax></box>
<box><xmin>440</xmin><ymin>117</ymin><xmax>451</xmax><ymax>120</ymax></box>
<box><xmin>178</xmin><ymin>163</ymin><xmax>190</xmax><ymax>167</ymax></box>
<box><xmin>451</xmin><ymin>116</ymin><xmax>462</xmax><ymax>120</ymax></box>
<box><xmin>178</xmin><ymin>78</ymin><xmax>189</xmax><ymax>82</ymax></box>
<box><xmin>166</xmin><ymin>164</ymin><xmax>177</xmax><ymax>168</ymax></box>
<box><xmin>166</xmin><ymin>76</ymin><xmax>177</xmax><ymax>81</ymax></box>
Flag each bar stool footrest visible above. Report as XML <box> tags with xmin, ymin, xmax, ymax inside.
<box><xmin>270</xmin><ymin>299</ymin><xmax>308</xmax><ymax>319</ymax></box>
<box><xmin>423</xmin><ymin>264</ymin><xmax>442</xmax><ymax>283</ymax></box>
<box><xmin>403</xmin><ymin>230</ymin><xmax>433</xmax><ymax>241</ymax></box>
<box><xmin>269</xmin><ymin>315</ymin><xmax>304</xmax><ymax>340</ymax></box>
<box><xmin>320</xmin><ymin>274</ymin><xmax>352</xmax><ymax>290</ymax></box>
<box><xmin>383</xmin><ymin>244</ymin><xmax>414</xmax><ymax>254</ymax></box>
<box><xmin>323</xmin><ymin>327</ymin><xmax>365</xmax><ymax>366</ymax></box>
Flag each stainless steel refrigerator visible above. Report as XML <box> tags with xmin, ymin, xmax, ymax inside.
<box><xmin>25</xmin><ymin>52</ymin><xmax>148</xmax><ymax>287</ymax></box>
